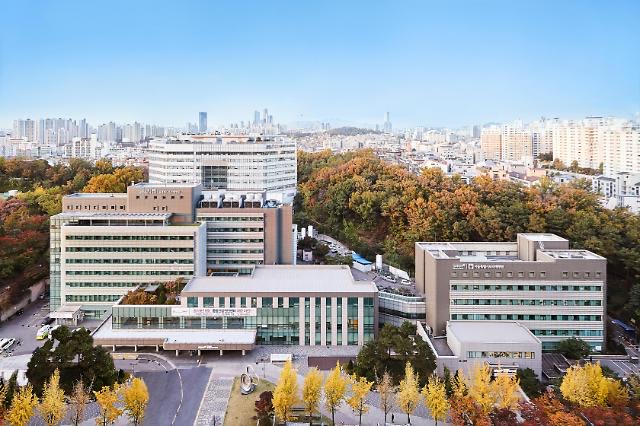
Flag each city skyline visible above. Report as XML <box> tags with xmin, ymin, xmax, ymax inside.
<box><xmin>1</xmin><ymin>0</ymin><xmax>639</xmax><ymax>129</ymax></box>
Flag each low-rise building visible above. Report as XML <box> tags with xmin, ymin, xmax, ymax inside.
<box><xmin>422</xmin><ymin>321</ymin><xmax>542</xmax><ymax>378</ymax></box>
<box><xmin>92</xmin><ymin>265</ymin><xmax>378</xmax><ymax>353</ymax></box>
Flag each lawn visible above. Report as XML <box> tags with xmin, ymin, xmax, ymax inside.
<box><xmin>224</xmin><ymin>377</ymin><xmax>275</xmax><ymax>426</ymax></box>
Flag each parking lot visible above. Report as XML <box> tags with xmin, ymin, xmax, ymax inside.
<box><xmin>0</xmin><ymin>298</ymin><xmax>51</xmax><ymax>356</ymax></box>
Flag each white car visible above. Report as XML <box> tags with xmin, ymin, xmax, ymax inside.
<box><xmin>36</xmin><ymin>325</ymin><xmax>53</xmax><ymax>340</ymax></box>
<box><xmin>401</xmin><ymin>278</ymin><xmax>412</xmax><ymax>286</ymax></box>
<box><xmin>381</xmin><ymin>275</ymin><xmax>397</xmax><ymax>283</ymax></box>
<box><xmin>0</xmin><ymin>338</ymin><xmax>16</xmax><ymax>353</ymax></box>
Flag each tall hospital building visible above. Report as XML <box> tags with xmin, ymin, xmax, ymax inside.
<box><xmin>415</xmin><ymin>234</ymin><xmax>606</xmax><ymax>351</ymax></box>
<box><xmin>147</xmin><ymin>134</ymin><xmax>297</xmax><ymax>199</ymax></box>
<box><xmin>50</xmin><ymin>183</ymin><xmax>296</xmax><ymax>318</ymax></box>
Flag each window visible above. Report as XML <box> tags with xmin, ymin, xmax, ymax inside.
<box><xmin>451</xmin><ymin>272</ymin><xmax>457</xmax><ymax>278</ymax></box>
<box><xmin>517</xmin><ymin>272</ymin><xmax>524</xmax><ymax>278</ymax></box>
<box><xmin>187</xmin><ymin>297</ymin><xmax>198</xmax><ymax>308</ymax></box>
<box><xmin>573</xmin><ymin>272</ymin><xmax>580</xmax><ymax>278</ymax></box>
<box><xmin>595</xmin><ymin>271</ymin><xmax>601</xmax><ymax>278</ymax></box>
<box><xmin>203</xmin><ymin>297</ymin><xmax>214</xmax><ymax>308</ymax></box>
<box><xmin>562</xmin><ymin>271</ymin><xmax>569</xmax><ymax>278</ymax></box>
<box><xmin>483</xmin><ymin>272</ymin><xmax>490</xmax><ymax>278</ymax></box>
<box><xmin>218</xmin><ymin>297</ymin><xmax>225</xmax><ymax>308</ymax></box>
<box><xmin>528</xmin><ymin>272</ymin><xmax>535</xmax><ymax>278</ymax></box>
<box><xmin>495</xmin><ymin>272</ymin><xmax>502</xmax><ymax>278</ymax></box>
<box><xmin>584</xmin><ymin>272</ymin><xmax>590</xmax><ymax>278</ymax></box>
<box><xmin>540</xmin><ymin>272</ymin><xmax>546</xmax><ymax>278</ymax></box>
<box><xmin>506</xmin><ymin>272</ymin><xmax>513</xmax><ymax>278</ymax></box>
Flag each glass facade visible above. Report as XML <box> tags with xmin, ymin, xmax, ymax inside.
<box><xmin>111</xmin><ymin>294</ymin><xmax>376</xmax><ymax>347</ymax></box>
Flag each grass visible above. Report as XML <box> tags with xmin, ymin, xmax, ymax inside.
<box><xmin>224</xmin><ymin>377</ymin><xmax>275</xmax><ymax>426</ymax></box>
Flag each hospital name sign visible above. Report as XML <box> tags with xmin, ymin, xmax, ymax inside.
<box><xmin>171</xmin><ymin>307</ymin><xmax>257</xmax><ymax>317</ymax></box>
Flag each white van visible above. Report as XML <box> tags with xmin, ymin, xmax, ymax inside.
<box><xmin>0</xmin><ymin>338</ymin><xmax>15</xmax><ymax>354</ymax></box>
<box><xmin>36</xmin><ymin>325</ymin><xmax>52</xmax><ymax>340</ymax></box>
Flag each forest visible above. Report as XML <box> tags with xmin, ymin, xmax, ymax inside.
<box><xmin>0</xmin><ymin>158</ymin><xmax>144</xmax><ymax>311</ymax></box>
<box><xmin>295</xmin><ymin>149</ymin><xmax>640</xmax><ymax>325</ymax></box>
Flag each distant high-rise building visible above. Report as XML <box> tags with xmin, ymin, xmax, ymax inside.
<box><xmin>199</xmin><ymin>112</ymin><xmax>207</xmax><ymax>133</ymax></box>
<box><xmin>263</xmin><ymin>108</ymin><xmax>269</xmax><ymax>124</ymax></box>
<box><xmin>501</xmin><ymin>122</ymin><xmax>532</xmax><ymax>162</ymax></box>
<box><xmin>383</xmin><ymin>112</ymin><xmax>392</xmax><ymax>133</ymax></box>
<box><xmin>472</xmin><ymin>125</ymin><xmax>481</xmax><ymax>139</ymax></box>
<box><xmin>254</xmin><ymin>110</ymin><xmax>261</xmax><ymax>126</ymax></box>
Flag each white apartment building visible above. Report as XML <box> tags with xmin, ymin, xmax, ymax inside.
<box><xmin>600</xmin><ymin>125</ymin><xmax>640</xmax><ymax>176</ymax></box>
<box><xmin>148</xmin><ymin>134</ymin><xmax>297</xmax><ymax>196</ymax></box>
<box><xmin>501</xmin><ymin>124</ymin><xmax>532</xmax><ymax>162</ymax></box>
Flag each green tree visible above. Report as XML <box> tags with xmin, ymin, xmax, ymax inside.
<box><xmin>557</xmin><ymin>337</ymin><xmax>591</xmax><ymax>360</ymax></box>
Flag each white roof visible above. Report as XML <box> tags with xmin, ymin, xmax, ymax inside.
<box><xmin>183</xmin><ymin>265</ymin><xmax>377</xmax><ymax>295</ymax></box>
<box><xmin>447</xmin><ymin>321</ymin><xmax>540</xmax><ymax>345</ymax></box>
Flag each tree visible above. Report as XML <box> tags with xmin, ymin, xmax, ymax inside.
<box><xmin>122</xmin><ymin>377</ymin><xmax>149</xmax><ymax>426</ymax></box>
<box><xmin>0</xmin><ymin>381</ymin><xmax>6</xmax><ymax>419</ymax></box>
<box><xmin>69</xmin><ymin>380</ymin><xmax>90</xmax><ymax>426</ymax></box>
<box><xmin>347</xmin><ymin>374</ymin><xmax>373</xmax><ymax>425</ymax></box>
<box><xmin>39</xmin><ymin>369</ymin><xmax>66</xmax><ymax>426</ymax></box>
<box><xmin>6</xmin><ymin>384</ymin><xmax>38</xmax><ymax>426</ymax></box>
<box><xmin>469</xmin><ymin>363</ymin><xmax>495</xmax><ymax>414</ymax></box>
<box><xmin>396</xmin><ymin>362</ymin><xmax>420</xmax><ymax>424</ymax></box>
<box><xmin>517</xmin><ymin>368</ymin><xmax>544</xmax><ymax>398</ymax></box>
<box><xmin>302</xmin><ymin>368</ymin><xmax>323</xmax><ymax>425</ymax></box>
<box><xmin>376</xmin><ymin>371</ymin><xmax>395</xmax><ymax>424</ymax></box>
<box><xmin>560</xmin><ymin>362</ymin><xmax>609</xmax><ymax>407</ymax></box>
<box><xmin>443</xmin><ymin>367</ymin><xmax>453</xmax><ymax>397</ymax></box>
<box><xmin>254</xmin><ymin>391</ymin><xmax>274</xmax><ymax>425</ymax></box>
<box><xmin>273</xmin><ymin>360</ymin><xmax>299</xmax><ymax>424</ymax></box>
<box><xmin>422</xmin><ymin>374</ymin><xmax>449</xmax><ymax>426</ymax></box>
<box><xmin>491</xmin><ymin>373</ymin><xmax>519</xmax><ymax>411</ymax></box>
<box><xmin>3</xmin><ymin>370</ymin><xmax>19</xmax><ymax>408</ymax></box>
<box><xmin>557</xmin><ymin>337</ymin><xmax>591</xmax><ymax>360</ymax></box>
<box><xmin>94</xmin><ymin>385</ymin><xmax>122</xmax><ymax>426</ymax></box>
<box><xmin>324</xmin><ymin>363</ymin><xmax>347</xmax><ymax>426</ymax></box>
<box><xmin>452</xmin><ymin>369</ymin><xmax>467</xmax><ymax>399</ymax></box>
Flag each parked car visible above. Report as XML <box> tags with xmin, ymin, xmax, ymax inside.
<box><xmin>381</xmin><ymin>275</ymin><xmax>397</xmax><ymax>283</ymax></box>
<box><xmin>0</xmin><ymin>338</ymin><xmax>16</xmax><ymax>354</ymax></box>
<box><xmin>401</xmin><ymin>278</ymin><xmax>412</xmax><ymax>286</ymax></box>
<box><xmin>15</xmin><ymin>309</ymin><xmax>24</xmax><ymax>317</ymax></box>
<box><xmin>41</xmin><ymin>316</ymin><xmax>55</xmax><ymax>326</ymax></box>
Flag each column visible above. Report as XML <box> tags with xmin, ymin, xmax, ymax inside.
<box><xmin>358</xmin><ymin>297</ymin><xmax>364</xmax><ymax>346</ymax></box>
<box><xmin>298</xmin><ymin>298</ymin><xmax>305</xmax><ymax>345</ymax></box>
<box><xmin>341</xmin><ymin>297</ymin><xmax>348</xmax><ymax>346</ymax></box>
<box><xmin>331</xmin><ymin>296</ymin><xmax>338</xmax><ymax>346</ymax></box>
<box><xmin>320</xmin><ymin>297</ymin><xmax>327</xmax><ymax>346</ymax></box>
<box><xmin>309</xmin><ymin>297</ymin><xmax>316</xmax><ymax>346</ymax></box>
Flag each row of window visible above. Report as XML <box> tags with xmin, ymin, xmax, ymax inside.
<box><xmin>68</xmin><ymin>204</ymin><xmax>125</xmax><ymax>211</ymax></box>
<box><xmin>207</xmin><ymin>249</ymin><xmax>264</xmax><ymax>254</ymax></box>
<box><xmin>66</xmin><ymin>235</ymin><xmax>194</xmax><ymax>241</ymax></box>
<box><xmin>66</xmin><ymin>270</ymin><xmax>193</xmax><ymax>276</ymax></box>
<box><xmin>135</xmin><ymin>194</ymin><xmax>185</xmax><ymax>200</ymax></box>
<box><xmin>66</xmin><ymin>295</ymin><xmax>121</xmax><ymax>302</ymax></box>
<box><xmin>66</xmin><ymin>259</ymin><xmax>193</xmax><ymax>265</ymax></box>
<box><xmin>187</xmin><ymin>296</ymin><xmax>375</xmax><ymax>309</ymax></box>
<box><xmin>207</xmin><ymin>227</ymin><xmax>264</xmax><ymax>233</ymax></box>
<box><xmin>451</xmin><ymin>299</ymin><xmax>601</xmax><ymax>306</ymax></box>
<box><xmin>451</xmin><ymin>271</ymin><xmax>602</xmax><ymax>279</ymax></box>
<box><xmin>207</xmin><ymin>239</ymin><xmax>264</xmax><ymax>244</ymax></box>
<box><xmin>199</xmin><ymin>216</ymin><xmax>264</xmax><ymax>222</ymax></box>
<box><xmin>450</xmin><ymin>284</ymin><xmax>602</xmax><ymax>292</ymax></box>
<box><xmin>467</xmin><ymin>351</ymin><xmax>536</xmax><ymax>359</ymax></box>
<box><xmin>66</xmin><ymin>282</ymin><xmax>139</xmax><ymax>288</ymax></box>
<box><xmin>209</xmin><ymin>260</ymin><xmax>263</xmax><ymax>265</ymax></box>
<box><xmin>66</xmin><ymin>247</ymin><xmax>194</xmax><ymax>253</ymax></box>
<box><xmin>451</xmin><ymin>314</ymin><xmax>602</xmax><ymax>321</ymax></box>
<box><xmin>531</xmin><ymin>329</ymin><xmax>603</xmax><ymax>337</ymax></box>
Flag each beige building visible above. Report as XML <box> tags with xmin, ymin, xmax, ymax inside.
<box><xmin>52</xmin><ymin>183</ymin><xmax>296</xmax><ymax>317</ymax></box>
<box><xmin>415</xmin><ymin>233</ymin><xmax>606</xmax><ymax>351</ymax></box>
<box><xmin>480</xmin><ymin>127</ymin><xmax>502</xmax><ymax>161</ymax></box>
<box><xmin>501</xmin><ymin>124</ymin><xmax>532</xmax><ymax>162</ymax></box>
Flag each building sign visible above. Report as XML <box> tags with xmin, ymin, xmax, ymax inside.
<box><xmin>452</xmin><ymin>263</ymin><xmax>505</xmax><ymax>270</ymax></box>
<box><xmin>171</xmin><ymin>307</ymin><xmax>257</xmax><ymax>317</ymax></box>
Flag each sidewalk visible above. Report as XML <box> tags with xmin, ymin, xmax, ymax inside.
<box><xmin>263</xmin><ymin>362</ymin><xmax>439</xmax><ymax>426</ymax></box>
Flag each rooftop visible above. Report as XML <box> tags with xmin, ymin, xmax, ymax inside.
<box><xmin>447</xmin><ymin>321</ymin><xmax>540</xmax><ymax>345</ymax></box>
<box><xmin>65</xmin><ymin>193</ymin><xmax>127</xmax><ymax>198</ymax></box>
<box><xmin>183</xmin><ymin>265</ymin><xmax>377</xmax><ymax>295</ymax></box>
<box><xmin>540</xmin><ymin>250</ymin><xmax>604</xmax><ymax>260</ymax></box>
<box><xmin>132</xmin><ymin>182</ymin><xmax>199</xmax><ymax>189</ymax></box>
<box><xmin>55</xmin><ymin>212</ymin><xmax>172</xmax><ymax>220</ymax></box>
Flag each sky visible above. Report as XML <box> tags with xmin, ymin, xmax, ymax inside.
<box><xmin>0</xmin><ymin>0</ymin><xmax>639</xmax><ymax>129</ymax></box>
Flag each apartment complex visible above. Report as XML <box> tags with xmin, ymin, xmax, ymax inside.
<box><xmin>51</xmin><ymin>183</ymin><xmax>295</xmax><ymax>317</ymax></box>
<box><xmin>501</xmin><ymin>125</ymin><xmax>532</xmax><ymax>162</ymax></box>
<box><xmin>415</xmin><ymin>233</ymin><xmax>606</xmax><ymax>351</ymax></box>
<box><xmin>147</xmin><ymin>134</ymin><xmax>297</xmax><ymax>197</ymax></box>
<box><xmin>480</xmin><ymin>127</ymin><xmax>502</xmax><ymax>161</ymax></box>
<box><xmin>92</xmin><ymin>265</ymin><xmax>378</xmax><ymax>351</ymax></box>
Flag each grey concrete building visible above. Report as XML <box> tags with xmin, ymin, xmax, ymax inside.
<box><xmin>415</xmin><ymin>233</ymin><xmax>606</xmax><ymax>351</ymax></box>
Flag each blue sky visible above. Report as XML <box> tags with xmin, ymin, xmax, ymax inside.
<box><xmin>1</xmin><ymin>0</ymin><xmax>638</xmax><ymax>129</ymax></box>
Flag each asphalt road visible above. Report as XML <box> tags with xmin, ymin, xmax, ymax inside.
<box><xmin>0</xmin><ymin>298</ymin><xmax>50</xmax><ymax>356</ymax></box>
<box><xmin>138</xmin><ymin>365</ymin><xmax>211</xmax><ymax>426</ymax></box>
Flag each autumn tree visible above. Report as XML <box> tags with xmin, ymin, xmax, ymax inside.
<box><xmin>254</xmin><ymin>391</ymin><xmax>274</xmax><ymax>424</ymax></box>
<box><xmin>469</xmin><ymin>363</ymin><xmax>495</xmax><ymax>415</ymax></box>
<box><xmin>347</xmin><ymin>374</ymin><xmax>373</xmax><ymax>425</ymax></box>
<box><xmin>273</xmin><ymin>360</ymin><xmax>299</xmax><ymax>424</ymax></box>
<box><xmin>452</xmin><ymin>369</ymin><xmax>467</xmax><ymax>398</ymax></box>
<box><xmin>422</xmin><ymin>374</ymin><xmax>449</xmax><ymax>425</ymax></box>
<box><xmin>122</xmin><ymin>378</ymin><xmax>149</xmax><ymax>426</ymax></box>
<box><xmin>6</xmin><ymin>384</ymin><xmax>38</xmax><ymax>426</ymax></box>
<box><xmin>39</xmin><ymin>369</ymin><xmax>67</xmax><ymax>426</ymax></box>
<box><xmin>396</xmin><ymin>362</ymin><xmax>420</xmax><ymax>424</ymax></box>
<box><xmin>376</xmin><ymin>371</ymin><xmax>395</xmax><ymax>424</ymax></box>
<box><xmin>69</xmin><ymin>380</ymin><xmax>90</xmax><ymax>426</ymax></box>
<box><xmin>491</xmin><ymin>373</ymin><xmax>520</xmax><ymax>410</ymax></box>
<box><xmin>302</xmin><ymin>367</ymin><xmax>322</xmax><ymax>425</ymax></box>
<box><xmin>560</xmin><ymin>362</ymin><xmax>610</xmax><ymax>407</ymax></box>
<box><xmin>94</xmin><ymin>385</ymin><xmax>122</xmax><ymax>426</ymax></box>
<box><xmin>324</xmin><ymin>363</ymin><xmax>347</xmax><ymax>426</ymax></box>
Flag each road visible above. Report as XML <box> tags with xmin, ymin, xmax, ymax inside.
<box><xmin>0</xmin><ymin>298</ymin><xmax>50</xmax><ymax>356</ymax></box>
